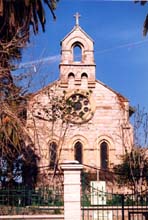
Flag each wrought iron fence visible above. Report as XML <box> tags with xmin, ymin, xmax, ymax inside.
<box><xmin>82</xmin><ymin>191</ymin><xmax>148</xmax><ymax>219</ymax></box>
<box><xmin>81</xmin><ymin>189</ymin><xmax>148</xmax><ymax>220</ymax></box>
<box><xmin>81</xmin><ymin>172</ymin><xmax>148</xmax><ymax>220</ymax></box>
<box><xmin>0</xmin><ymin>186</ymin><xmax>64</xmax><ymax>215</ymax></box>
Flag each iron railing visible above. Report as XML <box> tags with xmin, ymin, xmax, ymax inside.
<box><xmin>81</xmin><ymin>188</ymin><xmax>148</xmax><ymax>220</ymax></box>
<box><xmin>81</xmin><ymin>171</ymin><xmax>148</xmax><ymax>220</ymax></box>
<box><xmin>0</xmin><ymin>186</ymin><xmax>64</xmax><ymax>215</ymax></box>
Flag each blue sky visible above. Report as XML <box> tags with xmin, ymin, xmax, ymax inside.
<box><xmin>16</xmin><ymin>0</ymin><xmax>148</xmax><ymax>111</ymax></box>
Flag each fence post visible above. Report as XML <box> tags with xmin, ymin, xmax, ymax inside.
<box><xmin>121</xmin><ymin>194</ymin><xmax>125</xmax><ymax>220</ymax></box>
<box><xmin>60</xmin><ymin>160</ymin><xmax>83</xmax><ymax>220</ymax></box>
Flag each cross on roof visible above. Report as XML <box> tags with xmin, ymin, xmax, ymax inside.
<box><xmin>74</xmin><ymin>12</ymin><xmax>81</xmax><ymax>26</ymax></box>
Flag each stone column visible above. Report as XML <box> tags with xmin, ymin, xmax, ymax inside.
<box><xmin>60</xmin><ymin>160</ymin><xmax>83</xmax><ymax>220</ymax></box>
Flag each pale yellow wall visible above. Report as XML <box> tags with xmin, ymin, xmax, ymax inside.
<box><xmin>26</xmin><ymin>22</ymin><xmax>133</xmax><ymax>180</ymax></box>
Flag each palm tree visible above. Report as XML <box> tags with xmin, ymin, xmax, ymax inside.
<box><xmin>135</xmin><ymin>1</ymin><xmax>148</xmax><ymax>36</ymax></box>
<box><xmin>0</xmin><ymin>0</ymin><xmax>59</xmax><ymax>78</ymax></box>
<box><xmin>0</xmin><ymin>0</ymin><xmax>59</xmax><ymax>187</ymax></box>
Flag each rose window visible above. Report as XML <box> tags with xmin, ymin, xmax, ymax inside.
<box><xmin>66</xmin><ymin>93</ymin><xmax>92</xmax><ymax>123</ymax></box>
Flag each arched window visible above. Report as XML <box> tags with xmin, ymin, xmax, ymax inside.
<box><xmin>74</xmin><ymin>141</ymin><xmax>83</xmax><ymax>164</ymax></box>
<box><xmin>68</xmin><ymin>72</ymin><xmax>75</xmax><ymax>79</ymax></box>
<box><xmin>81</xmin><ymin>72</ymin><xmax>88</xmax><ymax>79</ymax></box>
<box><xmin>100</xmin><ymin>141</ymin><xmax>108</xmax><ymax>169</ymax></box>
<box><xmin>73</xmin><ymin>45</ymin><xmax>82</xmax><ymax>62</ymax></box>
<box><xmin>68</xmin><ymin>72</ymin><xmax>75</xmax><ymax>88</ymax></box>
<box><xmin>49</xmin><ymin>142</ymin><xmax>57</xmax><ymax>169</ymax></box>
<box><xmin>81</xmin><ymin>72</ymin><xmax>88</xmax><ymax>88</ymax></box>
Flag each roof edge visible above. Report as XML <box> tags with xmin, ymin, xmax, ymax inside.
<box><xmin>61</xmin><ymin>25</ymin><xmax>94</xmax><ymax>44</ymax></box>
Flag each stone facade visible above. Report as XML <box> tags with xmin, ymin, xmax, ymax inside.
<box><xmin>27</xmin><ymin>16</ymin><xmax>133</xmax><ymax>183</ymax></box>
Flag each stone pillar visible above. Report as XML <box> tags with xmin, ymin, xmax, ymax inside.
<box><xmin>60</xmin><ymin>160</ymin><xmax>83</xmax><ymax>220</ymax></box>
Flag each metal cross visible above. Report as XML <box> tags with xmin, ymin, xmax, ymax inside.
<box><xmin>74</xmin><ymin>12</ymin><xmax>81</xmax><ymax>26</ymax></box>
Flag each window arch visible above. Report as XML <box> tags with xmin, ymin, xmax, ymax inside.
<box><xmin>100</xmin><ymin>141</ymin><xmax>108</xmax><ymax>169</ymax></box>
<box><xmin>81</xmin><ymin>72</ymin><xmax>88</xmax><ymax>88</ymax></box>
<box><xmin>73</xmin><ymin>44</ymin><xmax>82</xmax><ymax>62</ymax></box>
<box><xmin>74</xmin><ymin>141</ymin><xmax>83</xmax><ymax>164</ymax></box>
<box><xmin>49</xmin><ymin>142</ymin><xmax>57</xmax><ymax>169</ymax></box>
<box><xmin>68</xmin><ymin>72</ymin><xmax>75</xmax><ymax>79</ymax></box>
<box><xmin>81</xmin><ymin>72</ymin><xmax>88</xmax><ymax>79</ymax></box>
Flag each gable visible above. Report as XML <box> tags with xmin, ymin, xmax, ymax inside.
<box><xmin>61</xmin><ymin>25</ymin><xmax>94</xmax><ymax>45</ymax></box>
<box><xmin>95</xmin><ymin>79</ymin><xmax>128</xmax><ymax>102</ymax></box>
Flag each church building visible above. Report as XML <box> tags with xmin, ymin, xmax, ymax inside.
<box><xmin>27</xmin><ymin>13</ymin><xmax>134</xmax><ymax>183</ymax></box>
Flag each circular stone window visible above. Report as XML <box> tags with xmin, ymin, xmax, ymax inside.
<box><xmin>65</xmin><ymin>92</ymin><xmax>95</xmax><ymax>123</ymax></box>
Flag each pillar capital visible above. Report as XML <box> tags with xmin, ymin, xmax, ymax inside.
<box><xmin>60</xmin><ymin>160</ymin><xmax>83</xmax><ymax>171</ymax></box>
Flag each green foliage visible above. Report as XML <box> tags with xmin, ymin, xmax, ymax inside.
<box><xmin>0</xmin><ymin>0</ymin><xmax>59</xmax><ymax>188</ymax></box>
<box><xmin>114</xmin><ymin>148</ymin><xmax>148</xmax><ymax>191</ymax></box>
<box><xmin>0</xmin><ymin>0</ymin><xmax>59</xmax><ymax>39</ymax></box>
<box><xmin>0</xmin><ymin>108</ymin><xmax>39</xmax><ymax>188</ymax></box>
<box><xmin>0</xmin><ymin>0</ymin><xmax>59</xmax><ymax>72</ymax></box>
<box><xmin>81</xmin><ymin>194</ymin><xmax>91</xmax><ymax>207</ymax></box>
<box><xmin>107</xmin><ymin>194</ymin><xmax>122</xmax><ymax>206</ymax></box>
<box><xmin>0</xmin><ymin>187</ymin><xmax>63</xmax><ymax>208</ymax></box>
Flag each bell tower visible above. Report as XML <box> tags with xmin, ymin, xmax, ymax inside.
<box><xmin>59</xmin><ymin>13</ymin><xmax>96</xmax><ymax>89</ymax></box>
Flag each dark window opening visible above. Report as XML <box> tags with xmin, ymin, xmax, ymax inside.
<box><xmin>49</xmin><ymin>142</ymin><xmax>57</xmax><ymax>169</ymax></box>
<box><xmin>74</xmin><ymin>141</ymin><xmax>83</xmax><ymax>164</ymax></box>
<box><xmin>68</xmin><ymin>72</ymin><xmax>75</xmax><ymax>79</ymax></box>
<box><xmin>73</xmin><ymin>45</ymin><xmax>82</xmax><ymax>62</ymax></box>
<box><xmin>81</xmin><ymin>72</ymin><xmax>88</xmax><ymax>79</ymax></box>
<box><xmin>100</xmin><ymin>141</ymin><xmax>108</xmax><ymax>169</ymax></box>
